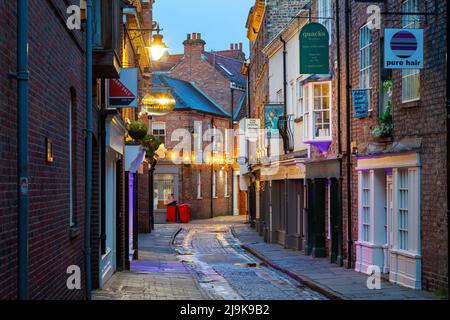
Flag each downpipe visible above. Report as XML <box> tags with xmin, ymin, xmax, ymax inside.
<box><xmin>14</xmin><ymin>0</ymin><xmax>30</xmax><ymax>300</ymax></box>
<box><xmin>84</xmin><ymin>0</ymin><xmax>94</xmax><ymax>300</ymax></box>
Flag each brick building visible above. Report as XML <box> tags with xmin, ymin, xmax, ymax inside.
<box><xmin>146</xmin><ymin>34</ymin><xmax>247</xmax><ymax>221</ymax></box>
<box><xmin>0</xmin><ymin>0</ymin><xmax>87</xmax><ymax>299</ymax></box>
<box><xmin>338</xmin><ymin>0</ymin><xmax>448</xmax><ymax>292</ymax></box>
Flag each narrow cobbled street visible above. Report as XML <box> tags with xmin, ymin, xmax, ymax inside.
<box><xmin>94</xmin><ymin>217</ymin><xmax>326</xmax><ymax>300</ymax></box>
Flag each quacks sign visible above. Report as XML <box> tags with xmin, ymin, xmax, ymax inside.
<box><xmin>299</xmin><ymin>23</ymin><xmax>330</xmax><ymax>75</ymax></box>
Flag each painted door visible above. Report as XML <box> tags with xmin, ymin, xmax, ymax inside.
<box><xmin>100</xmin><ymin>151</ymin><xmax>117</xmax><ymax>288</ymax></box>
<box><xmin>330</xmin><ymin>178</ymin><xmax>342</xmax><ymax>265</ymax></box>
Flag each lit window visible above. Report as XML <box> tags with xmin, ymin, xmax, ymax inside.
<box><xmin>360</xmin><ymin>25</ymin><xmax>372</xmax><ymax>109</ymax></box>
<box><xmin>312</xmin><ymin>83</ymin><xmax>331</xmax><ymax>138</ymax></box>
<box><xmin>152</xmin><ymin>122</ymin><xmax>166</xmax><ymax>145</ymax></box>
<box><xmin>401</xmin><ymin>0</ymin><xmax>420</xmax><ymax>102</ymax></box>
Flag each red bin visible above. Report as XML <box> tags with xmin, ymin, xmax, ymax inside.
<box><xmin>179</xmin><ymin>204</ymin><xmax>191</xmax><ymax>223</ymax></box>
<box><xmin>166</xmin><ymin>205</ymin><xmax>177</xmax><ymax>223</ymax></box>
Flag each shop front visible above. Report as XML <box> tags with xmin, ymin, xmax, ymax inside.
<box><xmin>355</xmin><ymin>151</ymin><xmax>421</xmax><ymax>289</ymax></box>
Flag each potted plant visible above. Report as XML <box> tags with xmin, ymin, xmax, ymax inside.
<box><xmin>141</xmin><ymin>134</ymin><xmax>162</xmax><ymax>160</ymax></box>
<box><xmin>372</xmin><ymin>80</ymin><xmax>393</xmax><ymax>142</ymax></box>
<box><xmin>128</xmin><ymin>121</ymin><xmax>148</xmax><ymax>141</ymax></box>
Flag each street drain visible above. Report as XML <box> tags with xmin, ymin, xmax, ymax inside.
<box><xmin>234</xmin><ymin>262</ymin><xmax>267</xmax><ymax>268</ymax></box>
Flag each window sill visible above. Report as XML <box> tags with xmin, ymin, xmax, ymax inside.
<box><xmin>212</xmin><ymin>196</ymin><xmax>218</xmax><ymax>199</ymax></box>
<box><xmin>197</xmin><ymin>197</ymin><xmax>203</xmax><ymax>200</ymax></box>
<box><xmin>294</xmin><ymin>117</ymin><xmax>303</xmax><ymax>123</ymax></box>
<box><xmin>224</xmin><ymin>195</ymin><xmax>230</xmax><ymax>198</ymax></box>
<box><xmin>401</xmin><ymin>99</ymin><xmax>421</xmax><ymax>109</ymax></box>
<box><xmin>69</xmin><ymin>224</ymin><xmax>80</xmax><ymax>240</ymax></box>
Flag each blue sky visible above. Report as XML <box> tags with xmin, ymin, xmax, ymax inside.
<box><xmin>153</xmin><ymin>0</ymin><xmax>254</xmax><ymax>57</ymax></box>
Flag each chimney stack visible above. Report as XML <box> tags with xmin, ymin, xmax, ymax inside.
<box><xmin>183</xmin><ymin>32</ymin><xmax>206</xmax><ymax>59</ymax></box>
<box><xmin>239</xmin><ymin>42</ymin><xmax>243</xmax><ymax>51</ymax></box>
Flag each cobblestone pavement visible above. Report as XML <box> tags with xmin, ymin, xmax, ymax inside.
<box><xmin>173</xmin><ymin>220</ymin><xmax>326</xmax><ymax>300</ymax></box>
<box><xmin>93</xmin><ymin>225</ymin><xmax>209</xmax><ymax>300</ymax></box>
<box><xmin>94</xmin><ymin>216</ymin><xmax>326</xmax><ymax>300</ymax></box>
<box><xmin>232</xmin><ymin>225</ymin><xmax>440</xmax><ymax>300</ymax></box>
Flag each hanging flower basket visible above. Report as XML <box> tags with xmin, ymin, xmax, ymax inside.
<box><xmin>128</xmin><ymin>121</ymin><xmax>148</xmax><ymax>141</ymax></box>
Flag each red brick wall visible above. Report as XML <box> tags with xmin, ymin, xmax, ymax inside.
<box><xmin>339</xmin><ymin>0</ymin><xmax>448</xmax><ymax>292</ymax></box>
<box><xmin>0</xmin><ymin>0</ymin><xmax>87</xmax><ymax>299</ymax></box>
<box><xmin>150</xmin><ymin>111</ymin><xmax>232</xmax><ymax>219</ymax></box>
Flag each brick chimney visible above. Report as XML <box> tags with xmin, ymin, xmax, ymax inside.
<box><xmin>183</xmin><ymin>33</ymin><xmax>206</xmax><ymax>59</ymax></box>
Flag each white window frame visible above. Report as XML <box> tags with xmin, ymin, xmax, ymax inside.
<box><xmin>296</xmin><ymin>79</ymin><xmax>304</xmax><ymax>118</ymax></box>
<box><xmin>318</xmin><ymin>0</ymin><xmax>332</xmax><ymax>42</ymax></box>
<box><xmin>397</xmin><ymin>169</ymin><xmax>409</xmax><ymax>251</ymax></box>
<box><xmin>360</xmin><ymin>25</ymin><xmax>373</xmax><ymax>111</ymax></box>
<box><xmin>361</xmin><ymin>171</ymin><xmax>371</xmax><ymax>243</ymax></box>
<box><xmin>290</xmin><ymin>81</ymin><xmax>295</xmax><ymax>116</ymax></box>
<box><xmin>152</xmin><ymin>122</ymin><xmax>166</xmax><ymax>144</ymax></box>
<box><xmin>401</xmin><ymin>0</ymin><xmax>421</xmax><ymax>103</ymax></box>
<box><xmin>303</xmin><ymin>81</ymin><xmax>332</xmax><ymax>141</ymax></box>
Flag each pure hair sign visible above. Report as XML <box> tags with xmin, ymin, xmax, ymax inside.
<box><xmin>384</xmin><ymin>28</ymin><xmax>424</xmax><ymax>69</ymax></box>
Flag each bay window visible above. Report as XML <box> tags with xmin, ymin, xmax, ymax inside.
<box><xmin>361</xmin><ymin>171</ymin><xmax>371</xmax><ymax>243</ymax></box>
<box><xmin>296</xmin><ymin>80</ymin><xmax>304</xmax><ymax>118</ymax></box>
<box><xmin>397</xmin><ymin>169</ymin><xmax>409</xmax><ymax>251</ymax></box>
<box><xmin>303</xmin><ymin>82</ymin><xmax>331</xmax><ymax>140</ymax></box>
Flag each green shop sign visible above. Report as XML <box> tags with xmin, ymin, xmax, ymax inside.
<box><xmin>299</xmin><ymin>23</ymin><xmax>330</xmax><ymax>75</ymax></box>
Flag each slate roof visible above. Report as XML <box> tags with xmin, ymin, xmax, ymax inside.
<box><xmin>152</xmin><ymin>75</ymin><xmax>231</xmax><ymax>118</ymax></box>
<box><xmin>233</xmin><ymin>92</ymin><xmax>247</xmax><ymax>121</ymax></box>
<box><xmin>204</xmin><ymin>52</ymin><xmax>246</xmax><ymax>87</ymax></box>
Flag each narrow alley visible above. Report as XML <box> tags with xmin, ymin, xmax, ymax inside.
<box><xmin>94</xmin><ymin>217</ymin><xmax>326</xmax><ymax>300</ymax></box>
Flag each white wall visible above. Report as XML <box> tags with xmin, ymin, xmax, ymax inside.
<box><xmin>267</xmin><ymin>29</ymin><xmax>308</xmax><ymax>154</ymax></box>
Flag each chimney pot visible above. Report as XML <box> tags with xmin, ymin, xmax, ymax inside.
<box><xmin>192</xmin><ymin>33</ymin><xmax>197</xmax><ymax>40</ymax></box>
<box><xmin>187</xmin><ymin>33</ymin><xmax>191</xmax><ymax>40</ymax></box>
<box><xmin>197</xmin><ymin>33</ymin><xmax>201</xmax><ymax>40</ymax></box>
<box><xmin>230</xmin><ymin>43</ymin><xmax>234</xmax><ymax>50</ymax></box>
<box><xmin>239</xmin><ymin>43</ymin><xmax>243</xmax><ymax>51</ymax></box>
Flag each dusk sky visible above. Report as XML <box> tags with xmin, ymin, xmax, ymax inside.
<box><xmin>153</xmin><ymin>0</ymin><xmax>254</xmax><ymax>57</ymax></box>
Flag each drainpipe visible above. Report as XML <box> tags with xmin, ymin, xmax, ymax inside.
<box><xmin>280</xmin><ymin>35</ymin><xmax>288</xmax><ymax>154</ymax></box>
<box><xmin>335</xmin><ymin>0</ymin><xmax>343</xmax><ymax>267</ymax></box>
<box><xmin>344</xmin><ymin>0</ymin><xmax>353</xmax><ymax>269</ymax></box>
<box><xmin>447</xmin><ymin>0</ymin><xmax>450</xmax><ymax>266</ymax></box>
<box><xmin>230</xmin><ymin>87</ymin><xmax>235</xmax><ymax>216</ymax></box>
<box><xmin>14</xmin><ymin>0</ymin><xmax>30</xmax><ymax>300</ymax></box>
<box><xmin>84</xmin><ymin>0</ymin><xmax>94</xmax><ymax>300</ymax></box>
<box><xmin>211</xmin><ymin>118</ymin><xmax>214</xmax><ymax>219</ymax></box>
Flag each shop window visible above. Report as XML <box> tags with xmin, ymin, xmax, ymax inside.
<box><xmin>362</xmin><ymin>171</ymin><xmax>371</xmax><ymax>243</ymax></box>
<box><xmin>154</xmin><ymin>174</ymin><xmax>174</xmax><ymax>210</ymax></box>
<box><xmin>398</xmin><ymin>169</ymin><xmax>409</xmax><ymax>251</ymax></box>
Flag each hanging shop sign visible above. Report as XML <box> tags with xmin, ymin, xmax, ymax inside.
<box><xmin>264</xmin><ymin>104</ymin><xmax>284</xmax><ymax>139</ymax></box>
<box><xmin>108</xmin><ymin>68</ymin><xmax>138</xmax><ymax>108</ymax></box>
<box><xmin>245</xmin><ymin>118</ymin><xmax>261</xmax><ymax>142</ymax></box>
<box><xmin>142</xmin><ymin>90</ymin><xmax>176</xmax><ymax>116</ymax></box>
<box><xmin>299</xmin><ymin>22</ymin><xmax>330</xmax><ymax>75</ymax></box>
<box><xmin>352</xmin><ymin>89</ymin><xmax>370</xmax><ymax>118</ymax></box>
<box><xmin>384</xmin><ymin>28</ymin><xmax>424</xmax><ymax>69</ymax></box>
